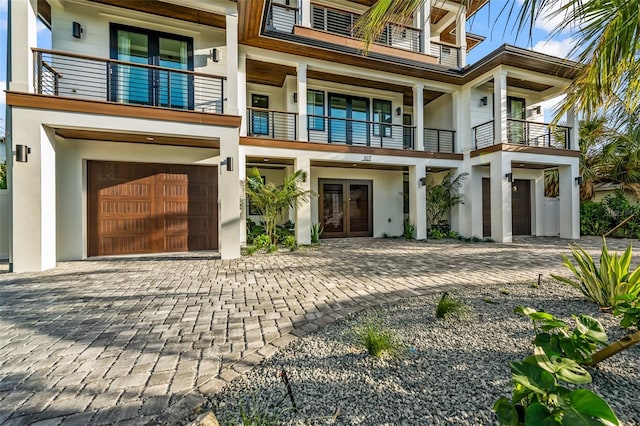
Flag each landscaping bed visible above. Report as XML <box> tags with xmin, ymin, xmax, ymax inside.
<box><xmin>206</xmin><ymin>281</ymin><xmax>640</xmax><ymax>425</ymax></box>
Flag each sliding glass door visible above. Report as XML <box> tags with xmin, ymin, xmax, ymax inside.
<box><xmin>328</xmin><ymin>94</ymin><xmax>369</xmax><ymax>146</ymax></box>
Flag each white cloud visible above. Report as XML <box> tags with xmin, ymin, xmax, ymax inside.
<box><xmin>531</xmin><ymin>38</ymin><xmax>575</xmax><ymax>58</ymax></box>
<box><xmin>539</xmin><ymin>95</ymin><xmax>567</xmax><ymax>123</ymax></box>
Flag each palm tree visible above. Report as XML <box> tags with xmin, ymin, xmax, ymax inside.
<box><xmin>245</xmin><ymin>168</ymin><xmax>313</xmax><ymax>245</ymax></box>
<box><xmin>426</xmin><ymin>171</ymin><xmax>468</xmax><ymax>230</ymax></box>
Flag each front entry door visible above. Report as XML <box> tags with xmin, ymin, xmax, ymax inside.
<box><xmin>512</xmin><ymin>179</ymin><xmax>532</xmax><ymax>235</ymax></box>
<box><xmin>319</xmin><ymin>179</ymin><xmax>373</xmax><ymax>238</ymax></box>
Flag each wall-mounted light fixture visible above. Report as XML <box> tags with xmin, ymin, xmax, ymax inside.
<box><xmin>293</xmin><ymin>92</ymin><xmax>297</xmax><ymax>103</ymax></box>
<box><xmin>208</xmin><ymin>48</ymin><xmax>219</xmax><ymax>62</ymax></box>
<box><xmin>419</xmin><ymin>177</ymin><xmax>427</xmax><ymax>186</ymax></box>
<box><xmin>396</xmin><ymin>107</ymin><xmax>402</xmax><ymax>116</ymax></box>
<box><xmin>72</xmin><ymin>22</ymin><xmax>83</xmax><ymax>39</ymax></box>
<box><xmin>220</xmin><ymin>157</ymin><xmax>233</xmax><ymax>172</ymax></box>
<box><xmin>505</xmin><ymin>172</ymin><xmax>513</xmax><ymax>183</ymax></box>
<box><xmin>480</xmin><ymin>96</ymin><xmax>488</xmax><ymax>107</ymax></box>
<box><xmin>16</xmin><ymin>145</ymin><xmax>31</xmax><ymax>163</ymax></box>
<box><xmin>575</xmin><ymin>176</ymin><xmax>583</xmax><ymax>186</ymax></box>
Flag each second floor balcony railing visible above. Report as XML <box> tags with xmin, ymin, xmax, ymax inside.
<box><xmin>424</xmin><ymin>128</ymin><xmax>456</xmax><ymax>153</ymax></box>
<box><xmin>308</xmin><ymin>115</ymin><xmax>415</xmax><ymax>150</ymax></box>
<box><xmin>247</xmin><ymin>108</ymin><xmax>298</xmax><ymax>140</ymax></box>
<box><xmin>472</xmin><ymin>119</ymin><xmax>571</xmax><ymax>150</ymax></box>
<box><xmin>429</xmin><ymin>42</ymin><xmax>461</xmax><ymax>68</ymax></box>
<box><xmin>33</xmin><ymin>48</ymin><xmax>226</xmax><ymax>114</ymax></box>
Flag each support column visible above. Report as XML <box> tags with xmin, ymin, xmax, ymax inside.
<box><xmin>219</xmin><ymin>130</ymin><xmax>241</xmax><ymax>259</ymax></box>
<box><xmin>238</xmin><ymin>52</ymin><xmax>247</xmax><ymax>136</ymax></box>
<box><xmin>11</xmin><ymin>111</ymin><xmax>56</xmax><ymax>272</ymax></box>
<box><xmin>9</xmin><ymin>0</ymin><xmax>38</xmax><ymax>92</ymax></box>
<box><xmin>419</xmin><ymin>0</ymin><xmax>431</xmax><ymax>53</ymax></box>
<box><xmin>494</xmin><ymin>70</ymin><xmax>508</xmax><ymax>145</ymax></box>
<box><xmin>301</xmin><ymin>0</ymin><xmax>311</xmax><ymax>27</ymax></box>
<box><xmin>295</xmin><ymin>156</ymin><xmax>312</xmax><ymax>245</ymax></box>
<box><xmin>455</xmin><ymin>5</ymin><xmax>467</xmax><ymax>67</ymax></box>
<box><xmin>413</xmin><ymin>83</ymin><xmax>424</xmax><ymax>151</ymax></box>
<box><xmin>409</xmin><ymin>160</ymin><xmax>428</xmax><ymax>239</ymax></box>
<box><xmin>239</xmin><ymin>151</ymin><xmax>247</xmax><ymax>245</ymax></box>
<box><xmin>490</xmin><ymin>155</ymin><xmax>512</xmax><ymax>243</ymax></box>
<box><xmin>559</xmin><ymin>162</ymin><xmax>580</xmax><ymax>239</ymax></box>
<box><xmin>534</xmin><ymin>173</ymin><xmax>546</xmax><ymax>236</ymax></box>
<box><xmin>297</xmin><ymin>62</ymin><xmax>308</xmax><ymax>141</ymax></box>
<box><xmin>566</xmin><ymin>105</ymin><xmax>580</xmax><ymax>151</ymax></box>
<box><xmin>452</xmin><ymin>86</ymin><xmax>471</xmax><ymax>152</ymax></box>
<box><xmin>225</xmin><ymin>14</ymin><xmax>239</xmax><ymax>115</ymax></box>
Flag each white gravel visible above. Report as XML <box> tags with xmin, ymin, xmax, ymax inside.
<box><xmin>207</xmin><ymin>281</ymin><xmax>640</xmax><ymax>425</ymax></box>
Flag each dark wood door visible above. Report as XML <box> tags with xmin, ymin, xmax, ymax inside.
<box><xmin>319</xmin><ymin>179</ymin><xmax>373</xmax><ymax>238</ymax></box>
<box><xmin>512</xmin><ymin>179</ymin><xmax>531</xmax><ymax>235</ymax></box>
<box><xmin>482</xmin><ymin>178</ymin><xmax>491</xmax><ymax>237</ymax></box>
<box><xmin>88</xmin><ymin>161</ymin><xmax>217</xmax><ymax>256</ymax></box>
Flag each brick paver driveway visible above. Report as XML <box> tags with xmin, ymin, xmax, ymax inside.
<box><xmin>0</xmin><ymin>237</ymin><xmax>637</xmax><ymax>425</ymax></box>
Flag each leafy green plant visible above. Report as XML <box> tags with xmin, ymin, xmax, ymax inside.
<box><xmin>446</xmin><ymin>230</ymin><xmax>459</xmax><ymax>239</ymax></box>
<box><xmin>426</xmin><ymin>172</ymin><xmax>468</xmax><ymax>232</ymax></box>
<box><xmin>401</xmin><ymin>218</ymin><xmax>416</xmax><ymax>240</ymax></box>
<box><xmin>435</xmin><ymin>292</ymin><xmax>469</xmax><ymax>319</ymax></box>
<box><xmin>310</xmin><ymin>223</ymin><xmax>323</xmax><ymax>244</ymax></box>
<box><xmin>613</xmin><ymin>294</ymin><xmax>640</xmax><ymax>329</ymax></box>
<box><xmin>246</xmin><ymin>218</ymin><xmax>266</xmax><ymax>245</ymax></box>
<box><xmin>245</xmin><ymin>245</ymin><xmax>259</xmax><ymax>256</ymax></box>
<box><xmin>283</xmin><ymin>235</ymin><xmax>297</xmax><ymax>251</ymax></box>
<box><xmin>236</xmin><ymin>395</ymin><xmax>290</xmax><ymax>426</ymax></box>
<box><xmin>0</xmin><ymin>163</ymin><xmax>6</xmax><ymax>190</ymax></box>
<box><xmin>253</xmin><ymin>234</ymin><xmax>271</xmax><ymax>251</ymax></box>
<box><xmin>428</xmin><ymin>228</ymin><xmax>445</xmax><ymax>240</ymax></box>
<box><xmin>354</xmin><ymin>316</ymin><xmax>398</xmax><ymax>358</ymax></box>
<box><xmin>551</xmin><ymin>238</ymin><xmax>640</xmax><ymax>308</ymax></box>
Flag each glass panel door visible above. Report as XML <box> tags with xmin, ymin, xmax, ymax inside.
<box><xmin>329</xmin><ymin>95</ymin><xmax>347</xmax><ymax>143</ymax></box>
<box><xmin>158</xmin><ymin>37</ymin><xmax>189</xmax><ymax>109</ymax></box>
<box><xmin>508</xmin><ymin>97</ymin><xmax>526</xmax><ymax>144</ymax></box>
<box><xmin>350</xmin><ymin>98</ymin><xmax>369</xmax><ymax>146</ymax></box>
<box><xmin>348</xmin><ymin>183</ymin><xmax>371</xmax><ymax>235</ymax></box>
<box><xmin>321</xmin><ymin>182</ymin><xmax>345</xmax><ymax>236</ymax></box>
<box><xmin>114</xmin><ymin>30</ymin><xmax>150</xmax><ymax>105</ymax></box>
<box><xmin>329</xmin><ymin>95</ymin><xmax>369</xmax><ymax>145</ymax></box>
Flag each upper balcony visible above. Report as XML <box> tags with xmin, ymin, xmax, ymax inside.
<box><xmin>472</xmin><ymin>119</ymin><xmax>571</xmax><ymax>150</ymax></box>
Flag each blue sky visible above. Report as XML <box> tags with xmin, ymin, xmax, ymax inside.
<box><xmin>0</xmin><ymin>0</ymin><xmax>574</xmax><ymax>132</ymax></box>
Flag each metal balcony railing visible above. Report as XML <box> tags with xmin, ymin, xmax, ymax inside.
<box><xmin>429</xmin><ymin>42</ymin><xmax>461</xmax><ymax>68</ymax></box>
<box><xmin>247</xmin><ymin>108</ymin><xmax>298</xmax><ymax>140</ymax></box>
<box><xmin>472</xmin><ymin>119</ymin><xmax>571</xmax><ymax>150</ymax></box>
<box><xmin>33</xmin><ymin>48</ymin><xmax>226</xmax><ymax>114</ymax></box>
<box><xmin>308</xmin><ymin>115</ymin><xmax>415</xmax><ymax>150</ymax></box>
<box><xmin>266</xmin><ymin>0</ymin><xmax>299</xmax><ymax>33</ymax></box>
<box><xmin>424</xmin><ymin>128</ymin><xmax>456</xmax><ymax>153</ymax></box>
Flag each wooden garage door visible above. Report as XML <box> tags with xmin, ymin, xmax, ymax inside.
<box><xmin>88</xmin><ymin>161</ymin><xmax>217</xmax><ymax>256</ymax></box>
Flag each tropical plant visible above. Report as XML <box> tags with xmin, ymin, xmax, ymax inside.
<box><xmin>426</xmin><ymin>172</ymin><xmax>468</xmax><ymax>231</ymax></box>
<box><xmin>245</xmin><ymin>168</ymin><xmax>313</xmax><ymax>245</ymax></box>
<box><xmin>283</xmin><ymin>235</ymin><xmax>297</xmax><ymax>251</ymax></box>
<box><xmin>401</xmin><ymin>218</ymin><xmax>416</xmax><ymax>240</ymax></box>
<box><xmin>354</xmin><ymin>316</ymin><xmax>399</xmax><ymax>357</ymax></box>
<box><xmin>310</xmin><ymin>223</ymin><xmax>323</xmax><ymax>244</ymax></box>
<box><xmin>551</xmin><ymin>239</ymin><xmax>640</xmax><ymax>308</ymax></box>
<box><xmin>435</xmin><ymin>292</ymin><xmax>469</xmax><ymax>320</ymax></box>
<box><xmin>236</xmin><ymin>394</ymin><xmax>291</xmax><ymax>426</ymax></box>
<box><xmin>253</xmin><ymin>234</ymin><xmax>271</xmax><ymax>251</ymax></box>
<box><xmin>0</xmin><ymin>163</ymin><xmax>6</xmax><ymax>190</ymax></box>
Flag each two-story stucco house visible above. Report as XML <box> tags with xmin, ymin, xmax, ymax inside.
<box><xmin>4</xmin><ymin>0</ymin><xmax>581</xmax><ymax>273</ymax></box>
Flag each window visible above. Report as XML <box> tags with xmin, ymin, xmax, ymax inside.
<box><xmin>251</xmin><ymin>94</ymin><xmax>269</xmax><ymax>135</ymax></box>
<box><xmin>307</xmin><ymin>90</ymin><xmax>325</xmax><ymax>131</ymax></box>
<box><xmin>373</xmin><ymin>99</ymin><xmax>392</xmax><ymax>137</ymax></box>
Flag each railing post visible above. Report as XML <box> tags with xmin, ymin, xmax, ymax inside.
<box><xmin>452</xmin><ymin>131</ymin><xmax>456</xmax><ymax>153</ymax></box>
<box><xmin>35</xmin><ymin>50</ymin><xmax>43</xmax><ymax>94</ymax></box>
<box><xmin>220</xmin><ymin>78</ymin><xmax>225</xmax><ymax>114</ymax></box>
<box><xmin>271</xmin><ymin>111</ymin><xmax>275</xmax><ymax>139</ymax></box>
<box><xmin>437</xmin><ymin>130</ymin><xmax>441</xmax><ymax>152</ymax></box>
<box><xmin>106</xmin><ymin>61</ymin><xmax>111</xmax><ymax>101</ymax></box>
<box><xmin>247</xmin><ymin>109</ymin><xmax>251</xmax><ymax>136</ymax></box>
<box><xmin>167</xmin><ymin>71</ymin><xmax>172</xmax><ymax>109</ymax></box>
<box><xmin>294</xmin><ymin>113</ymin><xmax>298</xmax><ymax>140</ymax></box>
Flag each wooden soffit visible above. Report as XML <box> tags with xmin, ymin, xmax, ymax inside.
<box><xmin>88</xmin><ymin>0</ymin><xmax>227</xmax><ymax>29</ymax></box>
<box><xmin>247</xmin><ymin>59</ymin><xmax>296</xmax><ymax>86</ymax></box>
<box><xmin>54</xmin><ymin>128</ymin><xmax>220</xmax><ymax>149</ymax></box>
<box><xmin>507</xmin><ymin>77</ymin><xmax>553</xmax><ymax>92</ymax></box>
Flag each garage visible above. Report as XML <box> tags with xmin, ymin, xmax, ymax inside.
<box><xmin>88</xmin><ymin>161</ymin><xmax>217</xmax><ymax>256</ymax></box>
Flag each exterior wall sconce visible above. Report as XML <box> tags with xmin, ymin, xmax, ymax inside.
<box><xmin>72</xmin><ymin>22</ymin><xmax>83</xmax><ymax>39</ymax></box>
<box><xmin>505</xmin><ymin>172</ymin><xmax>513</xmax><ymax>182</ymax></box>
<box><xmin>419</xmin><ymin>177</ymin><xmax>427</xmax><ymax>186</ymax></box>
<box><xmin>208</xmin><ymin>48</ymin><xmax>219</xmax><ymax>62</ymax></box>
<box><xmin>16</xmin><ymin>145</ymin><xmax>31</xmax><ymax>163</ymax></box>
<box><xmin>575</xmin><ymin>176</ymin><xmax>583</xmax><ymax>186</ymax></box>
<box><xmin>396</xmin><ymin>107</ymin><xmax>402</xmax><ymax>116</ymax></box>
<box><xmin>480</xmin><ymin>96</ymin><xmax>488</xmax><ymax>107</ymax></box>
<box><xmin>293</xmin><ymin>92</ymin><xmax>297</xmax><ymax>103</ymax></box>
<box><xmin>221</xmin><ymin>157</ymin><xmax>233</xmax><ymax>172</ymax></box>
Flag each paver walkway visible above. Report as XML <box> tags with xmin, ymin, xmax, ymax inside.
<box><xmin>0</xmin><ymin>237</ymin><xmax>637</xmax><ymax>425</ymax></box>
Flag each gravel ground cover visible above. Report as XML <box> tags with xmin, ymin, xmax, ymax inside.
<box><xmin>207</xmin><ymin>281</ymin><xmax>640</xmax><ymax>425</ymax></box>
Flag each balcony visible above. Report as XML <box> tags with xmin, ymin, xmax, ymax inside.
<box><xmin>424</xmin><ymin>128</ymin><xmax>456</xmax><ymax>153</ymax></box>
<box><xmin>247</xmin><ymin>108</ymin><xmax>298</xmax><ymax>140</ymax></box>
<box><xmin>33</xmin><ymin>48</ymin><xmax>226</xmax><ymax>114</ymax></box>
<box><xmin>265</xmin><ymin>1</ymin><xmax>461</xmax><ymax>68</ymax></box>
<box><xmin>472</xmin><ymin>119</ymin><xmax>571</xmax><ymax>150</ymax></box>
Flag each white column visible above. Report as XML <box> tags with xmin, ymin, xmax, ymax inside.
<box><xmin>295</xmin><ymin>156</ymin><xmax>312</xmax><ymax>245</ymax></box>
<box><xmin>490</xmin><ymin>155</ymin><xmax>512</xmax><ymax>243</ymax></box>
<box><xmin>534</xmin><ymin>173</ymin><xmax>546</xmax><ymax>236</ymax></box>
<box><xmin>494</xmin><ymin>70</ymin><xmax>508</xmax><ymax>145</ymax></box>
<box><xmin>455</xmin><ymin>5</ymin><xmax>467</xmax><ymax>67</ymax></box>
<box><xmin>420</xmin><ymin>0</ymin><xmax>431</xmax><ymax>53</ymax></box>
<box><xmin>297</xmin><ymin>62</ymin><xmax>308</xmax><ymax>141</ymax></box>
<box><xmin>11</xmin><ymin>111</ymin><xmax>56</xmax><ymax>272</ymax></box>
<box><xmin>409</xmin><ymin>161</ymin><xmax>428</xmax><ymax>239</ymax></box>
<box><xmin>469</xmin><ymin>164</ymin><xmax>484</xmax><ymax>238</ymax></box>
<box><xmin>239</xmin><ymin>150</ymin><xmax>247</xmax><ymax>245</ymax></box>
<box><xmin>559</xmin><ymin>162</ymin><xmax>580</xmax><ymax>239</ymax></box>
<box><xmin>219</xmin><ymin>130</ymin><xmax>241</xmax><ymax>259</ymax></box>
<box><xmin>413</xmin><ymin>83</ymin><xmax>424</xmax><ymax>151</ymax></box>
<box><xmin>301</xmin><ymin>0</ymin><xmax>311</xmax><ymax>27</ymax></box>
<box><xmin>566</xmin><ymin>105</ymin><xmax>580</xmax><ymax>151</ymax></box>
<box><xmin>9</xmin><ymin>0</ymin><xmax>38</xmax><ymax>93</ymax></box>
<box><xmin>225</xmin><ymin>14</ymin><xmax>239</xmax><ymax>115</ymax></box>
<box><xmin>452</xmin><ymin>86</ymin><xmax>471</xmax><ymax>152</ymax></box>
<box><xmin>238</xmin><ymin>52</ymin><xmax>247</xmax><ymax>136</ymax></box>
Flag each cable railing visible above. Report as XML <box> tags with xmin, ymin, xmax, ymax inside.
<box><xmin>247</xmin><ymin>108</ymin><xmax>298</xmax><ymax>140</ymax></box>
<box><xmin>307</xmin><ymin>115</ymin><xmax>415</xmax><ymax>150</ymax></box>
<box><xmin>429</xmin><ymin>42</ymin><xmax>461</xmax><ymax>68</ymax></box>
<box><xmin>33</xmin><ymin>48</ymin><xmax>226</xmax><ymax>114</ymax></box>
<box><xmin>473</xmin><ymin>119</ymin><xmax>571</xmax><ymax>150</ymax></box>
<box><xmin>424</xmin><ymin>128</ymin><xmax>456</xmax><ymax>153</ymax></box>
<box><xmin>310</xmin><ymin>3</ymin><xmax>421</xmax><ymax>53</ymax></box>
<box><xmin>266</xmin><ymin>0</ymin><xmax>299</xmax><ymax>33</ymax></box>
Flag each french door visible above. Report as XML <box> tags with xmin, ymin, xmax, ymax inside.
<box><xmin>328</xmin><ymin>94</ymin><xmax>370</xmax><ymax>146</ymax></box>
<box><xmin>110</xmin><ymin>24</ymin><xmax>194</xmax><ymax>109</ymax></box>
<box><xmin>507</xmin><ymin>96</ymin><xmax>526</xmax><ymax>144</ymax></box>
<box><xmin>319</xmin><ymin>179</ymin><xmax>373</xmax><ymax>238</ymax></box>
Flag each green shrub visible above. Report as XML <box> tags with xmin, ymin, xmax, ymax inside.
<box><xmin>283</xmin><ymin>235</ymin><xmax>297</xmax><ymax>251</ymax></box>
<box><xmin>253</xmin><ymin>234</ymin><xmax>271</xmax><ymax>251</ymax></box>
<box><xmin>402</xmin><ymin>218</ymin><xmax>416</xmax><ymax>240</ymax></box>
<box><xmin>0</xmin><ymin>163</ymin><xmax>6</xmax><ymax>190</ymax></box>
<box><xmin>246</xmin><ymin>218</ymin><xmax>266</xmax><ymax>245</ymax></box>
<box><xmin>435</xmin><ymin>292</ymin><xmax>469</xmax><ymax>319</ymax></box>
<box><xmin>551</xmin><ymin>238</ymin><xmax>640</xmax><ymax>308</ymax></box>
<box><xmin>354</xmin><ymin>317</ymin><xmax>398</xmax><ymax>358</ymax></box>
<box><xmin>613</xmin><ymin>295</ymin><xmax>640</xmax><ymax>329</ymax></box>
<box><xmin>236</xmin><ymin>395</ymin><xmax>290</xmax><ymax>426</ymax></box>
<box><xmin>428</xmin><ymin>228</ymin><xmax>445</xmax><ymax>240</ymax></box>
<box><xmin>245</xmin><ymin>246</ymin><xmax>258</xmax><ymax>256</ymax></box>
<box><xmin>580</xmin><ymin>191</ymin><xmax>640</xmax><ymax>238</ymax></box>
<box><xmin>446</xmin><ymin>230</ymin><xmax>459</xmax><ymax>239</ymax></box>
<box><xmin>310</xmin><ymin>223</ymin><xmax>323</xmax><ymax>244</ymax></box>
<box><xmin>580</xmin><ymin>200</ymin><xmax>613</xmax><ymax>236</ymax></box>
